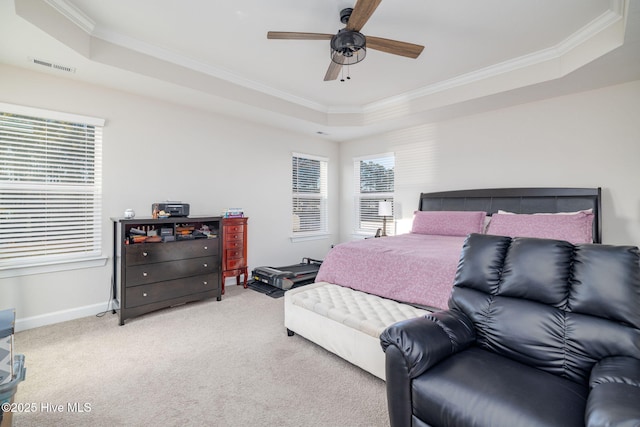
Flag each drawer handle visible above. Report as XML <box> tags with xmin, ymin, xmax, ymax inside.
<box><xmin>203</xmin><ymin>281</ymin><xmax>208</xmax><ymax>285</ymax></box>
<box><xmin>204</xmin><ymin>246</ymin><xmax>208</xmax><ymax>250</ymax></box>
<box><xmin>203</xmin><ymin>263</ymin><xmax>208</xmax><ymax>268</ymax></box>
<box><xmin>143</xmin><ymin>272</ymin><xmax>148</xmax><ymax>277</ymax></box>
<box><xmin>143</xmin><ymin>292</ymin><xmax>148</xmax><ymax>297</ymax></box>
<box><xmin>143</xmin><ymin>252</ymin><xmax>148</xmax><ymax>257</ymax></box>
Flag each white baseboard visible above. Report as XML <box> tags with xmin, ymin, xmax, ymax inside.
<box><xmin>15</xmin><ymin>301</ymin><xmax>114</xmax><ymax>332</ymax></box>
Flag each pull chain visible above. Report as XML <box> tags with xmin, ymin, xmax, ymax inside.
<box><xmin>340</xmin><ymin>64</ymin><xmax>352</xmax><ymax>82</ymax></box>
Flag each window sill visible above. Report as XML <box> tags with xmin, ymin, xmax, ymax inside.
<box><xmin>351</xmin><ymin>231</ymin><xmax>376</xmax><ymax>239</ymax></box>
<box><xmin>290</xmin><ymin>233</ymin><xmax>330</xmax><ymax>243</ymax></box>
<box><xmin>0</xmin><ymin>256</ymin><xmax>108</xmax><ymax>279</ymax></box>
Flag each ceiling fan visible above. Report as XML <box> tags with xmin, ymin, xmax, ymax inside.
<box><xmin>267</xmin><ymin>0</ymin><xmax>424</xmax><ymax>81</ymax></box>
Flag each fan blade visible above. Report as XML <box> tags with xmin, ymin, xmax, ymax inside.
<box><xmin>267</xmin><ymin>31</ymin><xmax>333</xmax><ymax>40</ymax></box>
<box><xmin>346</xmin><ymin>0</ymin><xmax>382</xmax><ymax>31</ymax></box>
<box><xmin>366</xmin><ymin>36</ymin><xmax>424</xmax><ymax>58</ymax></box>
<box><xmin>324</xmin><ymin>62</ymin><xmax>342</xmax><ymax>81</ymax></box>
<box><xmin>324</xmin><ymin>52</ymin><xmax>346</xmax><ymax>81</ymax></box>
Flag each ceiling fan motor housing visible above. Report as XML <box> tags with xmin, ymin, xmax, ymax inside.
<box><xmin>331</xmin><ymin>29</ymin><xmax>366</xmax><ymax>63</ymax></box>
<box><xmin>340</xmin><ymin>8</ymin><xmax>353</xmax><ymax>24</ymax></box>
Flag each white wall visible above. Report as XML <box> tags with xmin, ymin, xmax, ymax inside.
<box><xmin>0</xmin><ymin>64</ymin><xmax>339</xmax><ymax>330</ymax></box>
<box><xmin>3</xmin><ymin>62</ymin><xmax>639</xmax><ymax>330</ymax></box>
<box><xmin>340</xmin><ymin>80</ymin><xmax>640</xmax><ymax>246</ymax></box>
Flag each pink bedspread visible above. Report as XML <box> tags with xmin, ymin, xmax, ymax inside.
<box><xmin>315</xmin><ymin>234</ymin><xmax>467</xmax><ymax>310</ymax></box>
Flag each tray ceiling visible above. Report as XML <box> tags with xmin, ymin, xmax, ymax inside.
<box><xmin>0</xmin><ymin>0</ymin><xmax>638</xmax><ymax>141</ymax></box>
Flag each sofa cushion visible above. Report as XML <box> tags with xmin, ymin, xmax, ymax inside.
<box><xmin>412</xmin><ymin>347</ymin><xmax>588</xmax><ymax>427</ymax></box>
<box><xmin>451</xmin><ymin>234</ymin><xmax>640</xmax><ymax>385</ymax></box>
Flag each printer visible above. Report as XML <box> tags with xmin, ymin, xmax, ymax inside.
<box><xmin>152</xmin><ymin>202</ymin><xmax>190</xmax><ymax>217</ymax></box>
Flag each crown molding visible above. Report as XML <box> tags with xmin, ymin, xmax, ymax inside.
<box><xmin>89</xmin><ymin>29</ymin><xmax>329</xmax><ymax>114</ymax></box>
<box><xmin>43</xmin><ymin>0</ymin><xmax>94</xmax><ymax>33</ymax></box>
<box><xmin>364</xmin><ymin>3</ymin><xmax>626</xmax><ymax>114</ymax></box>
<box><xmin>37</xmin><ymin>0</ymin><xmax>628</xmax><ymax>124</ymax></box>
<box><xmin>42</xmin><ymin>0</ymin><xmax>327</xmax><ymax>113</ymax></box>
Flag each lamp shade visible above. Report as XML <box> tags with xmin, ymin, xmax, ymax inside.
<box><xmin>378</xmin><ymin>201</ymin><xmax>393</xmax><ymax>217</ymax></box>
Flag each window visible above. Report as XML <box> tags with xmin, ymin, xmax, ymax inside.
<box><xmin>0</xmin><ymin>103</ymin><xmax>104</xmax><ymax>274</ymax></box>
<box><xmin>291</xmin><ymin>153</ymin><xmax>328</xmax><ymax>240</ymax></box>
<box><xmin>354</xmin><ymin>153</ymin><xmax>395</xmax><ymax>235</ymax></box>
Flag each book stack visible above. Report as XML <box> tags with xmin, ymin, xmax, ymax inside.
<box><xmin>222</xmin><ymin>208</ymin><xmax>244</xmax><ymax>218</ymax></box>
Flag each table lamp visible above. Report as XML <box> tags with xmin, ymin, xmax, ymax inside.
<box><xmin>378</xmin><ymin>200</ymin><xmax>393</xmax><ymax>237</ymax></box>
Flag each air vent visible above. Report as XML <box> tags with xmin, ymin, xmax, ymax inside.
<box><xmin>29</xmin><ymin>57</ymin><xmax>76</xmax><ymax>73</ymax></box>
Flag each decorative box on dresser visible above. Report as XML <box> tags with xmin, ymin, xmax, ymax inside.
<box><xmin>221</xmin><ymin>217</ymin><xmax>248</xmax><ymax>294</ymax></box>
<box><xmin>112</xmin><ymin>216</ymin><xmax>222</xmax><ymax>325</ymax></box>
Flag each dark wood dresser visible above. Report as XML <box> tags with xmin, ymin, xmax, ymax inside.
<box><xmin>221</xmin><ymin>217</ymin><xmax>248</xmax><ymax>294</ymax></box>
<box><xmin>112</xmin><ymin>216</ymin><xmax>222</xmax><ymax>325</ymax></box>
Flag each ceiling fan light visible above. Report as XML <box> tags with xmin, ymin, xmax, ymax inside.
<box><xmin>330</xmin><ymin>30</ymin><xmax>366</xmax><ymax>65</ymax></box>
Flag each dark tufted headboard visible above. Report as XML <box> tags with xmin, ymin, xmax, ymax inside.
<box><xmin>418</xmin><ymin>187</ymin><xmax>602</xmax><ymax>243</ymax></box>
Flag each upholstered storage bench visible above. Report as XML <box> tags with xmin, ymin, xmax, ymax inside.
<box><xmin>284</xmin><ymin>282</ymin><xmax>430</xmax><ymax>380</ymax></box>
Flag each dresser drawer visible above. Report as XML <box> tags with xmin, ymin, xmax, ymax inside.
<box><xmin>225</xmin><ymin>248</ymin><xmax>244</xmax><ymax>260</ymax></box>
<box><xmin>226</xmin><ymin>257</ymin><xmax>246</xmax><ymax>270</ymax></box>
<box><xmin>125</xmin><ymin>273</ymin><xmax>219</xmax><ymax>308</ymax></box>
<box><xmin>225</xmin><ymin>240</ymin><xmax>243</xmax><ymax>250</ymax></box>
<box><xmin>126</xmin><ymin>256</ymin><xmax>217</xmax><ymax>286</ymax></box>
<box><xmin>224</xmin><ymin>223</ymin><xmax>244</xmax><ymax>233</ymax></box>
<box><xmin>224</xmin><ymin>230</ymin><xmax>244</xmax><ymax>242</ymax></box>
<box><xmin>126</xmin><ymin>239</ymin><xmax>219</xmax><ymax>265</ymax></box>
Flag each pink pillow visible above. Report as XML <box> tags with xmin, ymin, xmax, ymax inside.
<box><xmin>486</xmin><ymin>212</ymin><xmax>594</xmax><ymax>244</ymax></box>
<box><xmin>411</xmin><ymin>211</ymin><xmax>487</xmax><ymax>236</ymax></box>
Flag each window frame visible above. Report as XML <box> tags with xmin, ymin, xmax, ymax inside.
<box><xmin>0</xmin><ymin>102</ymin><xmax>106</xmax><ymax>278</ymax></box>
<box><xmin>291</xmin><ymin>152</ymin><xmax>329</xmax><ymax>242</ymax></box>
<box><xmin>353</xmin><ymin>152</ymin><xmax>395</xmax><ymax>237</ymax></box>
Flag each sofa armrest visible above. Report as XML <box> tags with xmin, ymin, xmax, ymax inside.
<box><xmin>380</xmin><ymin>309</ymin><xmax>476</xmax><ymax>378</ymax></box>
<box><xmin>380</xmin><ymin>309</ymin><xmax>475</xmax><ymax>427</ymax></box>
<box><xmin>586</xmin><ymin>356</ymin><xmax>640</xmax><ymax>427</ymax></box>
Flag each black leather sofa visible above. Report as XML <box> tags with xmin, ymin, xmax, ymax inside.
<box><xmin>381</xmin><ymin>233</ymin><xmax>640</xmax><ymax>427</ymax></box>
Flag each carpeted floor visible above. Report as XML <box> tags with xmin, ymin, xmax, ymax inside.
<box><xmin>10</xmin><ymin>285</ymin><xmax>389</xmax><ymax>427</ymax></box>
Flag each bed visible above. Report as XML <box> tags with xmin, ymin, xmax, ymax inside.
<box><xmin>316</xmin><ymin>187</ymin><xmax>602</xmax><ymax>309</ymax></box>
<box><xmin>285</xmin><ymin>187</ymin><xmax>602</xmax><ymax>379</ymax></box>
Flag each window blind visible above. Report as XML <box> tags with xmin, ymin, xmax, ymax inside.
<box><xmin>0</xmin><ymin>105</ymin><xmax>104</xmax><ymax>269</ymax></box>
<box><xmin>354</xmin><ymin>154</ymin><xmax>394</xmax><ymax>235</ymax></box>
<box><xmin>292</xmin><ymin>153</ymin><xmax>328</xmax><ymax>235</ymax></box>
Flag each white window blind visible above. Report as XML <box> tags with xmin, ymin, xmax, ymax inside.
<box><xmin>354</xmin><ymin>153</ymin><xmax>395</xmax><ymax>235</ymax></box>
<box><xmin>0</xmin><ymin>103</ymin><xmax>104</xmax><ymax>270</ymax></box>
<box><xmin>292</xmin><ymin>153</ymin><xmax>328</xmax><ymax>237</ymax></box>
